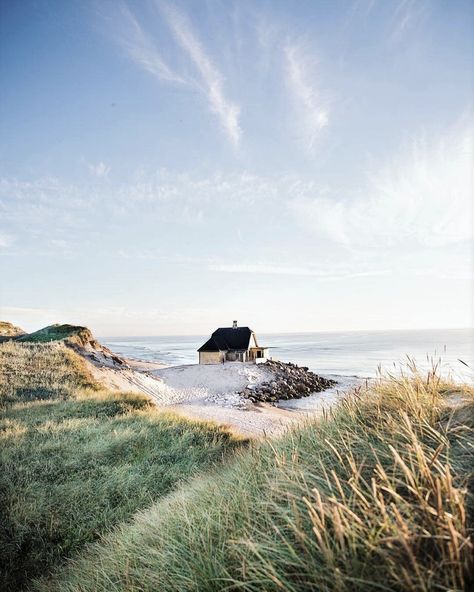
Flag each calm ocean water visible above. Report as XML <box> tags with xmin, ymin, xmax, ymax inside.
<box><xmin>102</xmin><ymin>328</ymin><xmax>474</xmax><ymax>383</ymax></box>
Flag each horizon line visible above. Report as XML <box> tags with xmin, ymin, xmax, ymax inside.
<box><xmin>97</xmin><ymin>326</ymin><xmax>474</xmax><ymax>339</ymax></box>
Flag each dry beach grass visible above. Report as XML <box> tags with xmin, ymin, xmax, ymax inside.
<box><xmin>0</xmin><ymin>342</ymin><xmax>245</xmax><ymax>590</ymax></box>
<box><xmin>34</xmin><ymin>362</ymin><xmax>474</xmax><ymax>591</ymax></box>
<box><xmin>1</xmin><ymin>338</ymin><xmax>473</xmax><ymax>591</ymax></box>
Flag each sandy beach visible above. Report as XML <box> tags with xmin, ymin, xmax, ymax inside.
<box><xmin>83</xmin><ymin>346</ymin><xmax>351</xmax><ymax>438</ymax></box>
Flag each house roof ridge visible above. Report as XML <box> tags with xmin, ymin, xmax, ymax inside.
<box><xmin>198</xmin><ymin>326</ymin><xmax>256</xmax><ymax>352</ymax></box>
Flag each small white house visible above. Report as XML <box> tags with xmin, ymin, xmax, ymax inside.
<box><xmin>198</xmin><ymin>321</ymin><xmax>269</xmax><ymax>365</ymax></box>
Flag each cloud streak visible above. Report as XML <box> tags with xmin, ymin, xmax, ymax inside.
<box><xmin>209</xmin><ymin>263</ymin><xmax>387</xmax><ymax>280</ymax></box>
<box><xmin>159</xmin><ymin>2</ymin><xmax>242</xmax><ymax>147</ymax></box>
<box><xmin>290</xmin><ymin>125</ymin><xmax>473</xmax><ymax>249</ymax></box>
<box><xmin>117</xmin><ymin>3</ymin><xmax>185</xmax><ymax>83</ymax></box>
<box><xmin>390</xmin><ymin>0</ymin><xmax>427</xmax><ymax>43</ymax></box>
<box><xmin>111</xmin><ymin>2</ymin><xmax>241</xmax><ymax>146</ymax></box>
<box><xmin>285</xmin><ymin>44</ymin><xmax>330</xmax><ymax>153</ymax></box>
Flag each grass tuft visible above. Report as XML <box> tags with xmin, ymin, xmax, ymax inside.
<box><xmin>0</xmin><ymin>342</ymin><xmax>244</xmax><ymax>590</ymax></box>
<box><xmin>0</xmin><ymin>341</ymin><xmax>98</xmax><ymax>407</ymax></box>
<box><xmin>39</xmin><ymin>367</ymin><xmax>474</xmax><ymax>592</ymax></box>
<box><xmin>2</xmin><ymin>340</ymin><xmax>472</xmax><ymax>592</ymax></box>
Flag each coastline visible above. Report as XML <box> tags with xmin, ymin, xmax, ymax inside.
<box><xmin>101</xmin><ymin>328</ymin><xmax>474</xmax><ymax>384</ymax></box>
<box><xmin>3</xmin><ymin>333</ymin><xmax>472</xmax><ymax>590</ymax></box>
<box><xmin>83</xmin><ymin>346</ymin><xmax>351</xmax><ymax>438</ymax></box>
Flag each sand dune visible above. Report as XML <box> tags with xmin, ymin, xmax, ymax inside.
<box><xmin>84</xmin><ymin>351</ymin><xmax>349</xmax><ymax>437</ymax></box>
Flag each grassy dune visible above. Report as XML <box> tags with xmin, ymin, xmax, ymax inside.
<box><xmin>40</xmin><ymin>369</ymin><xmax>474</xmax><ymax>592</ymax></box>
<box><xmin>0</xmin><ymin>342</ymin><xmax>244</xmax><ymax>590</ymax></box>
<box><xmin>0</xmin><ymin>340</ymin><xmax>98</xmax><ymax>407</ymax></box>
<box><xmin>0</xmin><ymin>321</ymin><xmax>26</xmax><ymax>342</ymax></box>
<box><xmin>1</xmin><ymin>340</ymin><xmax>473</xmax><ymax>592</ymax></box>
<box><xmin>16</xmin><ymin>323</ymin><xmax>92</xmax><ymax>344</ymax></box>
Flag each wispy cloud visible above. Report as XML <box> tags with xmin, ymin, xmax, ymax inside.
<box><xmin>159</xmin><ymin>2</ymin><xmax>242</xmax><ymax>147</ymax></box>
<box><xmin>3</xmin><ymin>120</ymin><xmax>471</xmax><ymax>283</ymax></box>
<box><xmin>290</xmin><ymin>124</ymin><xmax>473</xmax><ymax>249</ymax></box>
<box><xmin>349</xmin><ymin>1</ymin><xmax>428</xmax><ymax>46</ymax></box>
<box><xmin>390</xmin><ymin>0</ymin><xmax>428</xmax><ymax>43</ymax></box>
<box><xmin>209</xmin><ymin>263</ymin><xmax>387</xmax><ymax>280</ymax></box>
<box><xmin>88</xmin><ymin>161</ymin><xmax>110</xmax><ymax>178</ymax></box>
<box><xmin>117</xmin><ymin>3</ymin><xmax>184</xmax><ymax>83</ymax></box>
<box><xmin>109</xmin><ymin>2</ymin><xmax>241</xmax><ymax>147</ymax></box>
<box><xmin>285</xmin><ymin>43</ymin><xmax>330</xmax><ymax>153</ymax></box>
<box><xmin>0</xmin><ymin>232</ymin><xmax>14</xmax><ymax>248</ymax></box>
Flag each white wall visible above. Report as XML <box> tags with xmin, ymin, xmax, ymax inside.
<box><xmin>249</xmin><ymin>333</ymin><xmax>257</xmax><ymax>348</ymax></box>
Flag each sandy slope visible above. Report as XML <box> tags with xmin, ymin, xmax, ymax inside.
<box><xmin>84</xmin><ymin>353</ymin><xmax>349</xmax><ymax>438</ymax></box>
<box><xmin>152</xmin><ymin>363</ymin><xmax>273</xmax><ymax>406</ymax></box>
<box><xmin>152</xmin><ymin>363</ymin><xmax>306</xmax><ymax>437</ymax></box>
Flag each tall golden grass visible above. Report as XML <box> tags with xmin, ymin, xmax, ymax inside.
<box><xmin>0</xmin><ymin>342</ymin><xmax>244</xmax><ymax>591</ymax></box>
<box><xmin>37</xmin><ymin>364</ymin><xmax>473</xmax><ymax>592</ymax></box>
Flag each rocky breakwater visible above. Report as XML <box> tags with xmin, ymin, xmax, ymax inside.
<box><xmin>240</xmin><ymin>360</ymin><xmax>336</xmax><ymax>403</ymax></box>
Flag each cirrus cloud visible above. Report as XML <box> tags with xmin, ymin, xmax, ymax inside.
<box><xmin>289</xmin><ymin>124</ymin><xmax>473</xmax><ymax>249</ymax></box>
<box><xmin>109</xmin><ymin>1</ymin><xmax>241</xmax><ymax>147</ymax></box>
<box><xmin>284</xmin><ymin>43</ymin><xmax>330</xmax><ymax>154</ymax></box>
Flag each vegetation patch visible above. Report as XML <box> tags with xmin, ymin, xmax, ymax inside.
<box><xmin>0</xmin><ymin>341</ymin><xmax>98</xmax><ymax>407</ymax></box>
<box><xmin>0</xmin><ymin>342</ymin><xmax>244</xmax><ymax>591</ymax></box>
<box><xmin>18</xmin><ymin>324</ymin><xmax>95</xmax><ymax>346</ymax></box>
<box><xmin>0</xmin><ymin>320</ymin><xmax>26</xmax><ymax>342</ymax></box>
<box><xmin>40</xmin><ymin>370</ymin><xmax>474</xmax><ymax>592</ymax></box>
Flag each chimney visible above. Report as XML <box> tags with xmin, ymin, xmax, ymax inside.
<box><xmin>233</xmin><ymin>320</ymin><xmax>238</xmax><ymax>328</ymax></box>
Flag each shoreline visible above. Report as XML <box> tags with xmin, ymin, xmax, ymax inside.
<box><xmin>81</xmin><ymin>345</ymin><xmax>353</xmax><ymax>438</ymax></box>
<box><xmin>124</xmin><ymin>357</ymin><xmax>170</xmax><ymax>372</ymax></box>
<box><xmin>101</xmin><ymin>329</ymin><xmax>474</xmax><ymax>386</ymax></box>
<box><xmin>111</xmin><ymin>350</ymin><xmax>372</xmax><ymax>384</ymax></box>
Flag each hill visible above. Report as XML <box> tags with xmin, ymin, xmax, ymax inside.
<box><xmin>36</xmin><ymin>366</ymin><xmax>474</xmax><ymax>592</ymax></box>
<box><xmin>17</xmin><ymin>323</ymin><xmax>131</xmax><ymax>371</ymax></box>
<box><xmin>18</xmin><ymin>323</ymin><xmax>101</xmax><ymax>347</ymax></box>
<box><xmin>0</xmin><ymin>320</ymin><xmax>26</xmax><ymax>342</ymax></box>
<box><xmin>1</xmin><ymin>325</ymin><xmax>473</xmax><ymax>591</ymax></box>
<box><xmin>0</xmin><ymin>340</ymin><xmax>244</xmax><ymax>590</ymax></box>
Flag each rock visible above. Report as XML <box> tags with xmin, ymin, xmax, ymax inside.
<box><xmin>237</xmin><ymin>360</ymin><xmax>336</xmax><ymax>404</ymax></box>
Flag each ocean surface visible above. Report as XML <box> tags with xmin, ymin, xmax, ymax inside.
<box><xmin>102</xmin><ymin>328</ymin><xmax>474</xmax><ymax>384</ymax></box>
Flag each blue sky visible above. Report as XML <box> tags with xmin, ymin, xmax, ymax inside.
<box><xmin>0</xmin><ymin>0</ymin><xmax>472</xmax><ymax>335</ymax></box>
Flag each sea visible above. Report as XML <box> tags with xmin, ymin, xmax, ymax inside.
<box><xmin>102</xmin><ymin>328</ymin><xmax>474</xmax><ymax>385</ymax></box>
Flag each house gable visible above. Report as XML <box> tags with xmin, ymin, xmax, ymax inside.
<box><xmin>197</xmin><ymin>324</ymin><xmax>268</xmax><ymax>364</ymax></box>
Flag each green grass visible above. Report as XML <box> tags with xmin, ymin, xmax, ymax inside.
<box><xmin>0</xmin><ymin>341</ymin><xmax>98</xmax><ymax>407</ymax></box>
<box><xmin>17</xmin><ymin>324</ymin><xmax>90</xmax><ymax>344</ymax></box>
<box><xmin>0</xmin><ymin>342</ymin><xmax>245</xmax><ymax>591</ymax></box>
<box><xmin>2</xmin><ymin>340</ymin><xmax>473</xmax><ymax>592</ymax></box>
<box><xmin>39</xmin><ymin>369</ymin><xmax>474</xmax><ymax>592</ymax></box>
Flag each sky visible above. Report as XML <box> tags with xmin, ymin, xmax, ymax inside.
<box><xmin>0</xmin><ymin>0</ymin><xmax>473</xmax><ymax>336</ymax></box>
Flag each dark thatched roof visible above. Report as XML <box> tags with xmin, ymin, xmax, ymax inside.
<box><xmin>198</xmin><ymin>326</ymin><xmax>256</xmax><ymax>352</ymax></box>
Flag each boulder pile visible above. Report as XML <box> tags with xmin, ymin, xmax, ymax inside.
<box><xmin>240</xmin><ymin>360</ymin><xmax>336</xmax><ymax>403</ymax></box>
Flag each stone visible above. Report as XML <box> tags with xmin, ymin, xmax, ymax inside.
<box><xmin>238</xmin><ymin>360</ymin><xmax>336</xmax><ymax>404</ymax></box>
